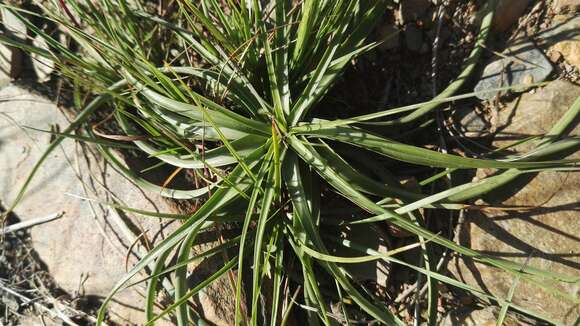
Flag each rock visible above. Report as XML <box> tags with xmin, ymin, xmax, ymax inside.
<box><xmin>449</xmin><ymin>81</ymin><xmax>580</xmax><ymax>325</ymax></box>
<box><xmin>541</xmin><ymin>17</ymin><xmax>580</xmax><ymax>71</ymax></box>
<box><xmin>473</xmin><ymin>42</ymin><xmax>552</xmax><ymax>100</ymax></box>
<box><xmin>440</xmin><ymin>307</ymin><xmax>519</xmax><ymax>326</ymax></box>
<box><xmin>405</xmin><ymin>24</ymin><xmax>424</xmax><ymax>52</ymax></box>
<box><xmin>31</xmin><ymin>35</ymin><xmax>55</xmax><ymax>82</ymax></box>
<box><xmin>552</xmin><ymin>0</ymin><xmax>580</xmax><ymax>13</ymax></box>
<box><xmin>378</xmin><ymin>24</ymin><xmax>400</xmax><ymax>51</ymax></box>
<box><xmin>537</xmin><ymin>16</ymin><xmax>580</xmax><ymax>43</ymax></box>
<box><xmin>550</xmin><ymin>40</ymin><xmax>580</xmax><ymax>70</ymax></box>
<box><xmin>0</xmin><ymin>85</ymin><xmax>156</xmax><ymax>324</ymax></box>
<box><xmin>457</xmin><ymin>109</ymin><xmax>491</xmax><ymax>138</ymax></box>
<box><xmin>17</xmin><ymin>314</ymin><xmax>60</xmax><ymax>326</ymax></box>
<box><xmin>1</xmin><ymin>8</ymin><xmax>26</xmax><ymax>38</ymax></box>
<box><xmin>547</xmin><ymin>49</ymin><xmax>563</xmax><ymax>63</ymax></box>
<box><xmin>0</xmin><ymin>8</ymin><xmax>26</xmax><ymax>81</ymax></box>
<box><xmin>493</xmin><ymin>0</ymin><xmax>532</xmax><ymax>33</ymax></box>
<box><xmin>539</xmin><ymin>15</ymin><xmax>580</xmax><ymax>41</ymax></box>
<box><xmin>493</xmin><ymin>80</ymin><xmax>580</xmax><ymax>152</ymax></box>
<box><xmin>0</xmin><ymin>85</ymin><xmax>230</xmax><ymax>325</ymax></box>
<box><xmin>399</xmin><ymin>0</ymin><xmax>431</xmax><ymax>24</ymax></box>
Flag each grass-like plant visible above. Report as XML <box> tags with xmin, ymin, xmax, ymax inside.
<box><xmin>1</xmin><ymin>0</ymin><xmax>579</xmax><ymax>325</ymax></box>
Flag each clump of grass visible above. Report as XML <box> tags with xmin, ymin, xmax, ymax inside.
<box><xmin>1</xmin><ymin>0</ymin><xmax>578</xmax><ymax>325</ymax></box>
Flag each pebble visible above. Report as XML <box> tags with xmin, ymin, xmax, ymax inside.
<box><xmin>548</xmin><ymin>49</ymin><xmax>564</xmax><ymax>63</ymax></box>
<box><xmin>457</xmin><ymin>109</ymin><xmax>490</xmax><ymax>138</ymax></box>
<box><xmin>1</xmin><ymin>8</ymin><xmax>26</xmax><ymax>37</ymax></box>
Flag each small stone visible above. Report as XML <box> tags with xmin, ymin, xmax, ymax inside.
<box><xmin>521</xmin><ymin>73</ymin><xmax>534</xmax><ymax>85</ymax></box>
<box><xmin>399</xmin><ymin>0</ymin><xmax>431</xmax><ymax>24</ymax></box>
<box><xmin>474</xmin><ymin>42</ymin><xmax>553</xmax><ymax>100</ymax></box>
<box><xmin>378</xmin><ymin>24</ymin><xmax>400</xmax><ymax>51</ymax></box>
<box><xmin>538</xmin><ymin>16</ymin><xmax>580</xmax><ymax>42</ymax></box>
<box><xmin>548</xmin><ymin>49</ymin><xmax>563</xmax><ymax>63</ymax></box>
<box><xmin>405</xmin><ymin>24</ymin><xmax>423</xmax><ymax>52</ymax></box>
<box><xmin>457</xmin><ymin>109</ymin><xmax>490</xmax><ymax>138</ymax></box>
<box><xmin>468</xmin><ymin>15</ymin><xmax>477</xmax><ymax>26</ymax></box>
<box><xmin>551</xmin><ymin>40</ymin><xmax>580</xmax><ymax>70</ymax></box>
<box><xmin>493</xmin><ymin>0</ymin><xmax>532</xmax><ymax>33</ymax></box>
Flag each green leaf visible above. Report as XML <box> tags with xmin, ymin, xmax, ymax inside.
<box><xmin>97</xmin><ymin>144</ymin><xmax>268</xmax><ymax>324</ymax></box>
<box><xmin>287</xmin><ymin>135</ymin><xmax>578</xmax><ymax>284</ymax></box>
<box><xmin>299</xmin><ymin>126</ymin><xmax>577</xmax><ymax>169</ymax></box>
<box><xmin>283</xmin><ymin>150</ymin><xmax>405</xmax><ymax>325</ymax></box>
<box><xmin>333</xmin><ymin>237</ymin><xmax>567</xmax><ymax>326</ymax></box>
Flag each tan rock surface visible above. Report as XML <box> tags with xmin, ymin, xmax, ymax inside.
<box><xmin>449</xmin><ymin>81</ymin><xmax>580</xmax><ymax>325</ymax></box>
<box><xmin>0</xmin><ymin>85</ymin><xmax>178</xmax><ymax>324</ymax></box>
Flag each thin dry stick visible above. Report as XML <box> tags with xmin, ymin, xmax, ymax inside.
<box><xmin>0</xmin><ymin>281</ymin><xmax>80</xmax><ymax>326</ymax></box>
<box><xmin>394</xmin><ymin>282</ymin><xmax>418</xmax><ymax>304</ymax></box>
<box><xmin>33</xmin><ymin>275</ymin><xmax>100</xmax><ymax>324</ymax></box>
<box><xmin>1</xmin><ymin>213</ymin><xmax>64</xmax><ymax>235</ymax></box>
<box><xmin>395</xmin><ymin>250</ymin><xmax>450</xmax><ymax>305</ymax></box>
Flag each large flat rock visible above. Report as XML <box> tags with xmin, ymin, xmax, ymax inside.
<box><xmin>0</xmin><ymin>85</ymin><xmax>178</xmax><ymax>324</ymax></box>
<box><xmin>449</xmin><ymin>81</ymin><xmax>580</xmax><ymax>325</ymax></box>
